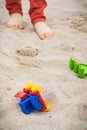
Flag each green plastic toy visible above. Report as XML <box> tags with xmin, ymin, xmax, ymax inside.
<box><xmin>69</xmin><ymin>58</ymin><xmax>87</xmax><ymax>78</ymax></box>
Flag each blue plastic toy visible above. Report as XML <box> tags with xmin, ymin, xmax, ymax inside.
<box><xmin>18</xmin><ymin>94</ymin><xmax>44</xmax><ymax>114</ymax></box>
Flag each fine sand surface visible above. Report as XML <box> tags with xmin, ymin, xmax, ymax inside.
<box><xmin>0</xmin><ymin>0</ymin><xmax>87</xmax><ymax>130</ymax></box>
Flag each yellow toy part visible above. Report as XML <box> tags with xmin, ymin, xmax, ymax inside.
<box><xmin>31</xmin><ymin>85</ymin><xmax>41</xmax><ymax>92</ymax></box>
<box><xmin>44</xmin><ymin>102</ymin><xmax>51</xmax><ymax>112</ymax></box>
<box><xmin>24</xmin><ymin>83</ymin><xmax>41</xmax><ymax>92</ymax></box>
<box><xmin>24</xmin><ymin>83</ymin><xmax>35</xmax><ymax>90</ymax></box>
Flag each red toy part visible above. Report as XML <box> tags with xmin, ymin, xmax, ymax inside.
<box><xmin>14</xmin><ymin>91</ymin><xmax>27</xmax><ymax>100</ymax></box>
<box><xmin>23</xmin><ymin>88</ymin><xmax>32</xmax><ymax>94</ymax></box>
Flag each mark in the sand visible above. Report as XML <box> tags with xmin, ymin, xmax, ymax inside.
<box><xmin>0</xmin><ymin>97</ymin><xmax>2</xmax><ymax>102</ymax></box>
<box><xmin>49</xmin><ymin>116</ymin><xmax>52</xmax><ymax>119</ymax></box>
<box><xmin>59</xmin><ymin>13</ymin><xmax>87</xmax><ymax>33</ymax></box>
<box><xmin>60</xmin><ymin>43</ymin><xmax>80</xmax><ymax>52</ymax></box>
<box><xmin>7</xmin><ymin>87</ymin><xmax>11</xmax><ymax>91</ymax></box>
<box><xmin>69</xmin><ymin>14</ymin><xmax>87</xmax><ymax>33</ymax></box>
<box><xmin>16</xmin><ymin>46</ymin><xmax>39</xmax><ymax>57</ymax></box>
<box><xmin>67</xmin><ymin>104</ymin><xmax>87</xmax><ymax>121</ymax></box>
<box><xmin>45</xmin><ymin>93</ymin><xmax>56</xmax><ymax>104</ymax></box>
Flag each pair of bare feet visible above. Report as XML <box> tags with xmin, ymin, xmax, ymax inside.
<box><xmin>7</xmin><ymin>13</ymin><xmax>54</xmax><ymax>40</ymax></box>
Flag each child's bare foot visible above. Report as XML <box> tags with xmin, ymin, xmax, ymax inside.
<box><xmin>34</xmin><ymin>22</ymin><xmax>54</xmax><ymax>40</ymax></box>
<box><xmin>7</xmin><ymin>13</ymin><xmax>24</xmax><ymax>30</ymax></box>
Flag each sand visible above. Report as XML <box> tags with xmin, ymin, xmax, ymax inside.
<box><xmin>0</xmin><ymin>0</ymin><xmax>87</xmax><ymax>130</ymax></box>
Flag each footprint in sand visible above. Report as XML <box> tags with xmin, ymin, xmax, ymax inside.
<box><xmin>16</xmin><ymin>46</ymin><xmax>39</xmax><ymax>57</ymax></box>
<box><xmin>60</xmin><ymin>43</ymin><xmax>80</xmax><ymax>52</ymax></box>
<box><xmin>61</xmin><ymin>43</ymin><xmax>75</xmax><ymax>52</ymax></box>
<box><xmin>66</xmin><ymin>104</ymin><xmax>87</xmax><ymax>121</ymax></box>
<box><xmin>59</xmin><ymin>13</ymin><xmax>87</xmax><ymax>33</ymax></box>
<box><xmin>70</xmin><ymin>13</ymin><xmax>87</xmax><ymax>33</ymax></box>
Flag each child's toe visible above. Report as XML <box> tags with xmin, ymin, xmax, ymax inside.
<box><xmin>18</xmin><ymin>24</ymin><xmax>24</xmax><ymax>29</ymax></box>
<box><xmin>40</xmin><ymin>34</ymin><xmax>46</xmax><ymax>40</ymax></box>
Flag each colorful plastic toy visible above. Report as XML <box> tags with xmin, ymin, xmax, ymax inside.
<box><xmin>69</xmin><ymin>58</ymin><xmax>87</xmax><ymax>78</ymax></box>
<box><xmin>14</xmin><ymin>83</ymin><xmax>50</xmax><ymax>114</ymax></box>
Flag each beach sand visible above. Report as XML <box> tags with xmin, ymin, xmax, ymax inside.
<box><xmin>0</xmin><ymin>0</ymin><xmax>87</xmax><ymax>130</ymax></box>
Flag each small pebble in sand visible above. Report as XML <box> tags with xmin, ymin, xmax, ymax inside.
<box><xmin>7</xmin><ymin>87</ymin><xmax>11</xmax><ymax>91</ymax></box>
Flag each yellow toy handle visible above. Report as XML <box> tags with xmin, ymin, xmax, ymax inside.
<box><xmin>24</xmin><ymin>83</ymin><xmax>41</xmax><ymax>92</ymax></box>
<box><xmin>44</xmin><ymin>103</ymin><xmax>51</xmax><ymax>112</ymax></box>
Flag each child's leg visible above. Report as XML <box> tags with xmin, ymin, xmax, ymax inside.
<box><xmin>29</xmin><ymin>0</ymin><xmax>54</xmax><ymax>40</ymax></box>
<box><xmin>6</xmin><ymin>0</ymin><xmax>24</xmax><ymax>29</ymax></box>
